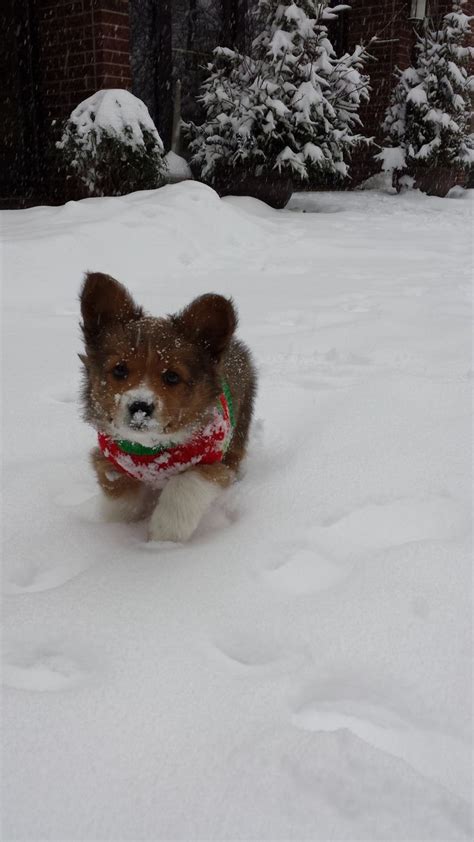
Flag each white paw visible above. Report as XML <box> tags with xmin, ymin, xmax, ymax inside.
<box><xmin>149</xmin><ymin>506</ymin><xmax>196</xmax><ymax>543</ymax></box>
<box><xmin>148</xmin><ymin>471</ymin><xmax>220</xmax><ymax>543</ymax></box>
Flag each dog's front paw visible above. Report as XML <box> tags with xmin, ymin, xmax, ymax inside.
<box><xmin>148</xmin><ymin>504</ymin><xmax>196</xmax><ymax>543</ymax></box>
<box><xmin>148</xmin><ymin>471</ymin><xmax>220</xmax><ymax>543</ymax></box>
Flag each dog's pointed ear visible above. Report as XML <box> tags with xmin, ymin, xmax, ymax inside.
<box><xmin>80</xmin><ymin>272</ymin><xmax>142</xmax><ymax>345</ymax></box>
<box><xmin>174</xmin><ymin>294</ymin><xmax>237</xmax><ymax>360</ymax></box>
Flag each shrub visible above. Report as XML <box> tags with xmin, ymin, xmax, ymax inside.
<box><xmin>57</xmin><ymin>89</ymin><xmax>167</xmax><ymax>197</ymax></box>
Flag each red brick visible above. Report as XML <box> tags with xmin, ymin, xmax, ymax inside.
<box><xmin>95</xmin><ymin>35</ymin><xmax>129</xmax><ymax>51</ymax></box>
<box><xmin>100</xmin><ymin>49</ymin><xmax>130</xmax><ymax>64</ymax></box>
<box><xmin>43</xmin><ymin>63</ymin><xmax>92</xmax><ymax>81</ymax></box>
<box><xmin>38</xmin><ymin>39</ymin><xmax>95</xmax><ymax>56</ymax></box>
<box><xmin>96</xmin><ymin>25</ymin><xmax>129</xmax><ymax>43</ymax></box>
<box><xmin>92</xmin><ymin>0</ymin><xmax>128</xmax><ymax>11</ymax></box>
<box><xmin>59</xmin><ymin>77</ymin><xmax>96</xmax><ymax>92</ymax></box>
<box><xmin>94</xmin><ymin>9</ymin><xmax>128</xmax><ymax>27</ymax></box>
<box><xmin>41</xmin><ymin>10</ymin><xmax>91</xmax><ymax>28</ymax></box>
<box><xmin>40</xmin><ymin>27</ymin><xmax>94</xmax><ymax>47</ymax></box>
<box><xmin>39</xmin><ymin>0</ymin><xmax>88</xmax><ymax>8</ymax></box>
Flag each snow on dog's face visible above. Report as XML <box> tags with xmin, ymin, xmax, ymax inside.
<box><xmin>79</xmin><ymin>272</ymin><xmax>236</xmax><ymax>447</ymax></box>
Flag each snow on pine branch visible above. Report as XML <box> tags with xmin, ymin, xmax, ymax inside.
<box><xmin>378</xmin><ymin>0</ymin><xmax>474</xmax><ymax>176</ymax></box>
<box><xmin>186</xmin><ymin>0</ymin><xmax>371</xmax><ymax>185</ymax></box>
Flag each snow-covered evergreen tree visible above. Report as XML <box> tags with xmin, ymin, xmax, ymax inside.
<box><xmin>378</xmin><ymin>0</ymin><xmax>474</xmax><ymax>180</ymax></box>
<box><xmin>187</xmin><ymin>0</ymin><xmax>370</xmax><ymax>185</ymax></box>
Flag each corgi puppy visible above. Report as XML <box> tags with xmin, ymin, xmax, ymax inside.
<box><xmin>79</xmin><ymin>272</ymin><xmax>256</xmax><ymax>542</ymax></box>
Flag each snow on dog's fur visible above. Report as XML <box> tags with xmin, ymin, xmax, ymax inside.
<box><xmin>79</xmin><ymin>272</ymin><xmax>256</xmax><ymax>542</ymax></box>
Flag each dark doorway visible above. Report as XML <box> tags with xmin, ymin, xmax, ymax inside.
<box><xmin>130</xmin><ymin>0</ymin><xmax>173</xmax><ymax>149</ymax></box>
<box><xmin>0</xmin><ymin>0</ymin><xmax>42</xmax><ymax>207</ymax></box>
<box><xmin>129</xmin><ymin>0</ymin><xmax>251</xmax><ymax>150</ymax></box>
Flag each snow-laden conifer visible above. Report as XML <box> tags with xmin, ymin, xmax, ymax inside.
<box><xmin>187</xmin><ymin>0</ymin><xmax>370</xmax><ymax>185</ymax></box>
<box><xmin>378</xmin><ymin>1</ymin><xmax>474</xmax><ymax>180</ymax></box>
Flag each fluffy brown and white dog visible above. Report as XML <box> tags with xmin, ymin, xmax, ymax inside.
<box><xmin>79</xmin><ymin>272</ymin><xmax>256</xmax><ymax>542</ymax></box>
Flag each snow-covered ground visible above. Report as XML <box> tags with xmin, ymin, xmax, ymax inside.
<box><xmin>1</xmin><ymin>182</ymin><xmax>472</xmax><ymax>840</ymax></box>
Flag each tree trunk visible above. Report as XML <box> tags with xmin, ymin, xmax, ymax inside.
<box><xmin>154</xmin><ymin>0</ymin><xmax>173</xmax><ymax>149</ymax></box>
<box><xmin>171</xmin><ymin>79</ymin><xmax>182</xmax><ymax>154</ymax></box>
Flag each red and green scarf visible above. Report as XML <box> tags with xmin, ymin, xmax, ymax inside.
<box><xmin>98</xmin><ymin>381</ymin><xmax>235</xmax><ymax>488</ymax></box>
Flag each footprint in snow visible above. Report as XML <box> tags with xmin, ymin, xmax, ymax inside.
<box><xmin>267</xmin><ymin>543</ymin><xmax>350</xmax><ymax>595</ymax></box>
<box><xmin>292</xmin><ymin>692</ymin><xmax>471</xmax><ymax>802</ymax></box>
<box><xmin>3</xmin><ymin>508</ymin><xmax>102</xmax><ymax>594</ymax></box>
<box><xmin>4</xmin><ymin>558</ymin><xmax>94</xmax><ymax>594</ymax></box>
<box><xmin>2</xmin><ymin>648</ymin><xmax>90</xmax><ymax>692</ymax></box>
<box><xmin>46</xmin><ymin>390</ymin><xmax>77</xmax><ymax>405</ymax></box>
<box><xmin>211</xmin><ymin>625</ymin><xmax>302</xmax><ymax>671</ymax></box>
<box><xmin>267</xmin><ymin>495</ymin><xmax>466</xmax><ymax>597</ymax></box>
<box><xmin>213</xmin><ymin>636</ymin><xmax>280</xmax><ymax>668</ymax></box>
<box><xmin>311</xmin><ymin>496</ymin><xmax>467</xmax><ymax>561</ymax></box>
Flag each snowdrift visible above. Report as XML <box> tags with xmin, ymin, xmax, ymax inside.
<box><xmin>2</xmin><ymin>182</ymin><xmax>472</xmax><ymax>840</ymax></box>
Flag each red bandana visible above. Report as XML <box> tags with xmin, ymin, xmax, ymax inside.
<box><xmin>98</xmin><ymin>388</ymin><xmax>234</xmax><ymax>488</ymax></box>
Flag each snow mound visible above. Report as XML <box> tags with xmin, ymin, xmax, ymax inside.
<box><xmin>165</xmin><ymin>150</ymin><xmax>193</xmax><ymax>182</ymax></box>
<box><xmin>356</xmin><ymin>171</ymin><xmax>396</xmax><ymax>192</ymax></box>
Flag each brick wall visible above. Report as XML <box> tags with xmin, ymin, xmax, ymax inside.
<box><xmin>32</xmin><ymin>0</ymin><xmax>132</xmax><ymax>200</ymax></box>
<box><xmin>36</xmin><ymin>0</ymin><xmax>131</xmax><ymax>123</ymax></box>
<box><xmin>347</xmin><ymin>0</ymin><xmax>417</xmax><ymax>181</ymax></box>
<box><xmin>0</xmin><ymin>0</ymin><xmax>42</xmax><ymax>204</ymax></box>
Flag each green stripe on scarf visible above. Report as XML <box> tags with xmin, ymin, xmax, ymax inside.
<box><xmin>222</xmin><ymin>378</ymin><xmax>235</xmax><ymax>428</ymax></box>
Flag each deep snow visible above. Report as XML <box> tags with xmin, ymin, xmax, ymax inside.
<box><xmin>1</xmin><ymin>182</ymin><xmax>472</xmax><ymax>841</ymax></box>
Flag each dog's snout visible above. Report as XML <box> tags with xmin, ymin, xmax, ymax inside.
<box><xmin>129</xmin><ymin>400</ymin><xmax>155</xmax><ymax>418</ymax></box>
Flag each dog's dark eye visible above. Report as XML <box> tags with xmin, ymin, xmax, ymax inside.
<box><xmin>112</xmin><ymin>362</ymin><xmax>129</xmax><ymax>380</ymax></box>
<box><xmin>163</xmin><ymin>370</ymin><xmax>180</xmax><ymax>386</ymax></box>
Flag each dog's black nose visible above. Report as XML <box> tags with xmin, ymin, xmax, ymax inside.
<box><xmin>129</xmin><ymin>400</ymin><xmax>155</xmax><ymax>418</ymax></box>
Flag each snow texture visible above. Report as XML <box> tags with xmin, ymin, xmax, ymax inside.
<box><xmin>1</xmin><ymin>181</ymin><xmax>472</xmax><ymax>840</ymax></box>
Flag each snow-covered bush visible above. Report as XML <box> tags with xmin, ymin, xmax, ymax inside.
<box><xmin>186</xmin><ymin>0</ymin><xmax>370</xmax><ymax>187</ymax></box>
<box><xmin>377</xmin><ymin>1</ymin><xmax>474</xmax><ymax>184</ymax></box>
<box><xmin>57</xmin><ymin>89</ymin><xmax>167</xmax><ymax>197</ymax></box>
